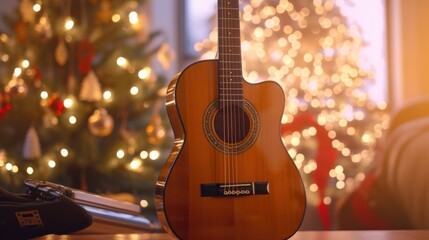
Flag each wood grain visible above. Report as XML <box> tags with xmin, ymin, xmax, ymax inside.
<box><xmin>156</xmin><ymin>60</ymin><xmax>306</xmax><ymax>240</ymax></box>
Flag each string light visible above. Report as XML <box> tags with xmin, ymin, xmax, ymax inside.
<box><xmin>128</xmin><ymin>11</ymin><xmax>139</xmax><ymax>25</ymax></box>
<box><xmin>64</xmin><ymin>17</ymin><xmax>75</xmax><ymax>30</ymax></box>
<box><xmin>60</xmin><ymin>148</ymin><xmax>69</xmax><ymax>157</ymax></box>
<box><xmin>48</xmin><ymin>160</ymin><xmax>56</xmax><ymax>168</ymax></box>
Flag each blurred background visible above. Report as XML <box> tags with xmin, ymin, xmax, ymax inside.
<box><xmin>0</xmin><ymin>0</ymin><xmax>428</xmax><ymax>230</ymax></box>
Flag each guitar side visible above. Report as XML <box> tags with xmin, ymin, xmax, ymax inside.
<box><xmin>155</xmin><ymin>60</ymin><xmax>306</xmax><ymax>240</ymax></box>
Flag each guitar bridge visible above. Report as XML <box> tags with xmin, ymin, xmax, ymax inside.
<box><xmin>201</xmin><ymin>182</ymin><xmax>269</xmax><ymax>197</ymax></box>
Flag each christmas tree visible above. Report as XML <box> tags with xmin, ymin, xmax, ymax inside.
<box><xmin>197</xmin><ymin>0</ymin><xmax>389</xmax><ymax>229</ymax></box>
<box><xmin>0</xmin><ymin>0</ymin><xmax>172</xmax><ymax>219</ymax></box>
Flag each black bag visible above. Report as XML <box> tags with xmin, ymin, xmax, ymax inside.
<box><xmin>0</xmin><ymin>184</ymin><xmax>92</xmax><ymax>239</ymax></box>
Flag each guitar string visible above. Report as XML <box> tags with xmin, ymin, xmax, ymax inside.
<box><xmin>223</xmin><ymin>0</ymin><xmax>234</xmax><ymax>191</ymax></box>
<box><xmin>220</xmin><ymin>0</ymin><xmax>229</xmax><ymax>192</ymax></box>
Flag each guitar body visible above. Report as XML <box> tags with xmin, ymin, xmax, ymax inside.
<box><xmin>156</xmin><ymin>60</ymin><xmax>306</xmax><ymax>240</ymax></box>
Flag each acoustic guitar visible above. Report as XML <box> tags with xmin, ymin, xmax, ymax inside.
<box><xmin>155</xmin><ymin>0</ymin><xmax>306</xmax><ymax>239</ymax></box>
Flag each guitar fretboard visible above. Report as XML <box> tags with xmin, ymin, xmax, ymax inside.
<box><xmin>218</xmin><ymin>0</ymin><xmax>243</xmax><ymax>106</ymax></box>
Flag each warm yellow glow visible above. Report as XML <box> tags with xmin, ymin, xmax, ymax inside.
<box><xmin>103</xmin><ymin>90</ymin><xmax>112</xmax><ymax>101</ymax></box>
<box><xmin>64</xmin><ymin>98</ymin><xmax>73</xmax><ymax>108</ymax></box>
<box><xmin>309</xmin><ymin>183</ymin><xmax>318</xmax><ymax>192</ymax></box>
<box><xmin>21</xmin><ymin>60</ymin><xmax>30</xmax><ymax>68</ymax></box>
<box><xmin>48</xmin><ymin>160</ymin><xmax>56</xmax><ymax>168</ymax></box>
<box><xmin>5</xmin><ymin>163</ymin><xmax>13</xmax><ymax>171</ymax></box>
<box><xmin>130</xmin><ymin>86</ymin><xmax>139</xmax><ymax>95</ymax></box>
<box><xmin>40</xmin><ymin>91</ymin><xmax>49</xmax><ymax>99</ymax></box>
<box><xmin>27</xmin><ymin>167</ymin><xmax>34</xmax><ymax>175</ymax></box>
<box><xmin>13</xmin><ymin>68</ymin><xmax>22</xmax><ymax>77</ymax></box>
<box><xmin>138</xmin><ymin>67</ymin><xmax>152</xmax><ymax>80</ymax></box>
<box><xmin>112</xmin><ymin>14</ymin><xmax>121</xmax><ymax>23</ymax></box>
<box><xmin>33</xmin><ymin>3</ymin><xmax>42</xmax><ymax>12</ymax></box>
<box><xmin>116</xmin><ymin>150</ymin><xmax>125</xmax><ymax>159</ymax></box>
<box><xmin>140</xmin><ymin>151</ymin><xmax>149</xmax><ymax>159</ymax></box>
<box><xmin>60</xmin><ymin>148</ymin><xmax>69</xmax><ymax>157</ymax></box>
<box><xmin>69</xmin><ymin>116</ymin><xmax>77</xmax><ymax>125</ymax></box>
<box><xmin>64</xmin><ymin>17</ymin><xmax>75</xmax><ymax>30</ymax></box>
<box><xmin>149</xmin><ymin>150</ymin><xmax>160</xmax><ymax>160</ymax></box>
<box><xmin>140</xmin><ymin>199</ymin><xmax>149</xmax><ymax>208</ymax></box>
<box><xmin>129</xmin><ymin>11</ymin><xmax>139</xmax><ymax>25</ymax></box>
<box><xmin>129</xmin><ymin>158</ymin><xmax>142</xmax><ymax>170</ymax></box>
<box><xmin>116</xmin><ymin>57</ymin><xmax>128</xmax><ymax>68</ymax></box>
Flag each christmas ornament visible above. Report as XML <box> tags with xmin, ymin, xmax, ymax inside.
<box><xmin>79</xmin><ymin>70</ymin><xmax>102</xmax><ymax>102</ymax></box>
<box><xmin>22</xmin><ymin>126</ymin><xmax>42</xmax><ymax>160</ymax></box>
<box><xmin>47</xmin><ymin>94</ymin><xmax>65</xmax><ymax>116</ymax></box>
<box><xmin>96</xmin><ymin>0</ymin><xmax>113</xmax><ymax>25</ymax></box>
<box><xmin>29</xmin><ymin>64</ymin><xmax>43</xmax><ymax>88</ymax></box>
<box><xmin>19</xmin><ymin>0</ymin><xmax>36</xmax><ymax>23</ymax></box>
<box><xmin>55</xmin><ymin>39</ymin><xmax>68</xmax><ymax>66</ymax></box>
<box><xmin>156</xmin><ymin>43</ymin><xmax>174</xmax><ymax>70</ymax></box>
<box><xmin>78</xmin><ymin>38</ymin><xmax>95</xmax><ymax>74</ymax></box>
<box><xmin>5</xmin><ymin>77</ymin><xmax>28</xmax><ymax>98</ymax></box>
<box><xmin>0</xmin><ymin>92</ymin><xmax>12</xmax><ymax>119</ymax></box>
<box><xmin>88</xmin><ymin>108</ymin><xmax>114</xmax><ymax>137</ymax></box>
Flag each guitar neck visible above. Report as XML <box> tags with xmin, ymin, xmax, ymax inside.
<box><xmin>218</xmin><ymin>0</ymin><xmax>243</xmax><ymax>106</ymax></box>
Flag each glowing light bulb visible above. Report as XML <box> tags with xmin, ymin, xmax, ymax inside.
<box><xmin>116</xmin><ymin>57</ymin><xmax>128</xmax><ymax>68</ymax></box>
<box><xmin>140</xmin><ymin>200</ymin><xmax>149</xmax><ymax>208</ymax></box>
<box><xmin>130</xmin><ymin>86</ymin><xmax>139</xmax><ymax>95</ymax></box>
<box><xmin>33</xmin><ymin>3</ymin><xmax>42</xmax><ymax>12</ymax></box>
<box><xmin>22</xmin><ymin>60</ymin><xmax>30</xmax><ymax>68</ymax></box>
<box><xmin>138</xmin><ymin>67</ymin><xmax>152</xmax><ymax>80</ymax></box>
<box><xmin>60</xmin><ymin>148</ymin><xmax>69</xmax><ymax>157</ymax></box>
<box><xmin>40</xmin><ymin>91</ymin><xmax>48</xmax><ymax>99</ymax></box>
<box><xmin>129</xmin><ymin>158</ymin><xmax>142</xmax><ymax>170</ymax></box>
<box><xmin>64</xmin><ymin>17</ymin><xmax>75</xmax><ymax>30</ymax></box>
<box><xmin>64</xmin><ymin>98</ymin><xmax>73</xmax><ymax>108</ymax></box>
<box><xmin>129</xmin><ymin>11</ymin><xmax>139</xmax><ymax>25</ymax></box>
<box><xmin>103</xmin><ymin>90</ymin><xmax>113</xmax><ymax>102</ymax></box>
<box><xmin>69</xmin><ymin>116</ymin><xmax>77</xmax><ymax>125</ymax></box>
<box><xmin>112</xmin><ymin>14</ymin><xmax>121</xmax><ymax>23</ymax></box>
<box><xmin>116</xmin><ymin>150</ymin><xmax>125</xmax><ymax>159</ymax></box>
<box><xmin>48</xmin><ymin>160</ymin><xmax>56</xmax><ymax>168</ymax></box>
<box><xmin>149</xmin><ymin>150</ymin><xmax>160</xmax><ymax>160</ymax></box>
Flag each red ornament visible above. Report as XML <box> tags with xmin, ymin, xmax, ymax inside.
<box><xmin>47</xmin><ymin>94</ymin><xmax>65</xmax><ymax>117</ymax></box>
<box><xmin>77</xmin><ymin>38</ymin><xmax>95</xmax><ymax>74</ymax></box>
<box><xmin>0</xmin><ymin>92</ymin><xmax>12</xmax><ymax>119</ymax></box>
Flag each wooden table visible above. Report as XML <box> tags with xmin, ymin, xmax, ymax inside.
<box><xmin>36</xmin><ymin>230</ymin><xmax>429</xmax><ymax>240</ymax></box>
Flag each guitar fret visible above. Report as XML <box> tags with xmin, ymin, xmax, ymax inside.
<box><xmin>218</xmin><ymin>0</ymin><xmax>243</xmax><ymax>104</ymax></box>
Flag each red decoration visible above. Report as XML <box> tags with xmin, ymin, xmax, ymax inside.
<box><xmin>281</xmin><ymin>113</ymin><xmax>338</xmax><ymax>230</ymax></box>
<box><xmin>0</xmin><ymin>92</ymin><xmax>12</xmax><ymax>119</ymax></box>
<box><xmin>77</xmin><ymin>38</ymin><xmax>95</xmax><ymax>74</ymax></box>
<box><xmin>47</xmin><ymin>94</ymin><xmax>65</xmax><ymax>117</ymax></box>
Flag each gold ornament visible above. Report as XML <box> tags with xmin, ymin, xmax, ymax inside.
<box><xmin>88</xmin><ymin>108</ymin><xmax>114</xmax><ymax>137</ymax></box>
<box><xmin>79</xmin><ymin>70</ymin><xmax>103</xmax><ymax>102</ymax></box>
<box><xmin>55</xmin><ymin>39</ymin><xmax>68</xmax><ymax>66</ymax></box>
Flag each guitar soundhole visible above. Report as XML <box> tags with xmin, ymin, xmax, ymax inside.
<box><xmin>213</xmin><ymin>105</ymin><xmax>250</xmax><ymax>144</ymax></box>
<box><xmin>203</xmin><ymin>99</ymin><xmax>260</xmax><ymax>154</ymax></box>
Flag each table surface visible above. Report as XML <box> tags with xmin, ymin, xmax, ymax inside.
<box><xmin>36</xmin><ymin>230</ymin><xmax>429</xmax><ymax>240</ymax></box>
